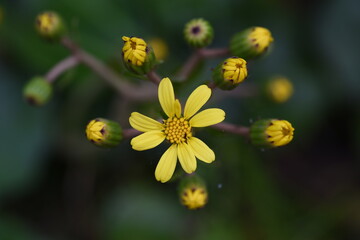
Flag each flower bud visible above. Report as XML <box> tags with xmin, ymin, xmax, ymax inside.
<box><xmin>121</xmin><ymin>36</ymin><xmax>157</xmax><ymax>75</ymax></box>
<box><xmin>230</xmin><ymin>26</ymin><xmax>273</xmax><ymax>60</ymax></box>
<box><xmin>148</xmin><ymin>38</ymin><xmax>169</xmax><ymax>61</ymax></box>
<box><xmin>85</xmin><ymin>118</ymin><xmax>122</xmax><ymax>148</ymax></box>
<box><xmin>184</xmin><ymin>18</ymin><xmax>214</xmax><ymax>48</ymax></box>
<box><xmin>212</xmin><ymin>57</ymin><xmax>248</xmax><ymax>90</ymax></box>
<box><xmin>265</xmin><ymin>76</ymin><xmax>293</xmax><ymax>103</ymax></box>
<box><xmin>23</xmin><ymin>76</ymin><xmax>52</xmax><ymax>106</ymax></box>
<box><xmin>250</xmin><ymin>119</ymin><xmax>294</xmax><ymax>147</ymax></box>
<box><xmin>178</xmin><ymin>174</ymin><xmax>208</xmax><ymax>210</ymax></box>
<box><xmin>35</xmin><ymin>11</ymin><xmax>66</xmax><ymax>41</ymax></box>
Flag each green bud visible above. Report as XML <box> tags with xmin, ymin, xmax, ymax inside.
<box><xmin>85</xmin><ymin>118</ymin><xmax>122</xmax><ymax>148</ymax></box>
<box><xmin>23</xmin><ymin>76</ymin><xmax>52</xmax><ymax>106</ymax></box>
<box><xmin>121</xmin><ymin>36</ymin><xmax>157</xmax><ymax>75</ymax></box>
<box><xmin>250</xmin><ymin>119</ymin><xmax>294</xmax><ymax>148</ymax></box>
<box><xmin>184</xmin><ymin>18</ymin><xmax>214</xmax><ymax>48</ymax></box>
<box><xmin>230</xmin><ymin>26</ymin><xmax>273</xmax><ymax>60</ymax></box>
<box><xmin>212</xmin><ymin>57</ymin><xmax>248</xmax><ymax>90</ymax></box>
<box><xmin>35</xmin><ymin>11</ymin><xmax>66</xmax><ymax>41</ymax></box>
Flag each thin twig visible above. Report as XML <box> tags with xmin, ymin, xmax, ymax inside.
<box><xmin>176</xmin><ymin>51</ymin><xmax>202</xmax><ymax>81</ymax></box>
<box><xmin>176</xmin><ymin>47</ymin><xmax>230</xmax><ymax>81</ymax></box>
<box><xmin>199</xmin><ymin>48</ymin><xmax>230</xmax><ymax>58</ymax></box>
<box><xmin>45</xmin><ymin>55</ymin><xmax>79</xmax><ymax>83</ymax></box>
<box><xmin>122</xmin><ymin>128</ymin><xmax>141</xmax><ymax>139</ymax></box>
<box><xmin>60</xmin><ymin>37</ymin><xmax>157</xmax><ymax>101</ymax></box>
<box><xmin>211</xmin><ymin>122</ymin><xmax>250</xmax><ymax>137</ymax></box>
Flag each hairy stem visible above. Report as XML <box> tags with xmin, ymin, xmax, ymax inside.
<box><xmin>45</xmin><ymin>55</ymin><xmax>80</xmax><ymax>83</ymax></box>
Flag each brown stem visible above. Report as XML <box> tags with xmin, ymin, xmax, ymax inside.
<box><xmin>45</xmin><ymin>55</ymin><xmax>79</xmax><ymax>83</ymax></box>
<box><xmin>60</xmin><ymin>37</ymin><xmax>157</xmax><ymax>101</ymax></box>
<box><xmin>146</xmin><ymin>70</ymin><xmax>162</xmax><ymax>85</ymax></box>
<box><xmin>122</xmin><ymin>128</ymin><xmax>141</xmax><ymax>139</ymax></box>
<box><xmin>211</xmin><ymin>122</ymin><xmax>250</xmax><ymax>137</ymax></box>
<box><xmin>176</xmin><ymin>51</ymin><xmax>202</xmax><ymax>81</ymax></box>
<box><xmin>198</xmin><ymin>48</ymin><xmax>230</xmax><ymax>58</ymax></box>
<box><xmin>176</xmin><ymin>47</ymin><xmax>230</xmax><ymax>81</ymax></box>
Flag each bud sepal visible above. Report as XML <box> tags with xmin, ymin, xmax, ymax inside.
<box><xmin>23</xmin><ymin>76</ymin><xmax>53</xmax><ymax>106</ymax></box>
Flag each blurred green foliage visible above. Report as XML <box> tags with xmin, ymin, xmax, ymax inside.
<box><xmin>0</xmin><ymin>0</ymin><xmax>360</xmax><ymax>239</ymax></box>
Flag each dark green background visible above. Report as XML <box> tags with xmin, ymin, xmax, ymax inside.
<box><xmin>0</xmin><ymin>0</ymin><xmax>359</xmax><ymax>239</ymax></box>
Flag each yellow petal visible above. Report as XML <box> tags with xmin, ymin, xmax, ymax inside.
<box><xmin>174</xmin><ymin>99</ymin><xmax>181</xmax><ymax>118</ymax></box>
<box><xmin>158</xmin><ymin>77</ymin><xmax>175</xmax><ymax>117</ymax></box>
<box><xmin>190</xmin><ymin>108</ymin><xmax>225</xmax><ymax>127</ymax></box>
<box><xmin>122</xmin><ymin>36</ymin><xmax>130</xmax><ymax>41</ymax></box>
<box><xmin>177</xmin><ymin>143</ymin><xmax>196</xmax><ymax>173</ymax></box>
<box><xmin>155</xmin><ymin>144</ymin><xmax>178</xmax><ymax>183</ymax></box>
<box><xmin>130</xmin><ymin>131</ymin><xmax>165</xmax><ymax>151</ymax></box>
<box><xmin>184</xmin><ymin>85</ymin><xmax>211</xmax><ymax>119</ymax></box>
<box><xmin>129</xmin><ymin>112</ymin><xmax>163</xmax><ymax>132</ymax></box>
<box><xmin>188</xmin><ymin>137</ymin><xmax>215</xmax><ymax>163</ymax></box>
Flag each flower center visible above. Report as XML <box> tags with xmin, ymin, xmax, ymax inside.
<box><xmin>163</xmin><ymin>117</ymin><xmax>192</xmax><ymax>144</ymax></box>
<box><xmin>281</xmin><ymin>126</ymin><xmax>292</xmax><ymax>136</ymax></box>
<box><xmin>191</xmin><ymin>26</ymin><xmax>201</xmax><ymax>35</ymax></box>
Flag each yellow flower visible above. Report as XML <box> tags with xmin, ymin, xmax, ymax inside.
<box><xmin>222</xmin><ymin>57</ymin><xmax>248</xmax><ymax>84</ymax></box>
<box><xmin>35</xmin><ymin>11</ymin><xmax>65</xmax><ymax>40</ymax></box>
<box><xmin>148</xmin><ymin>38</ymin><xmax>169</xmax><ymax>61</ymax></box>
<box><xmin>129</xmin><ymin>78</ymin><xmax>225</xmax><ymax>183</ymax></box>
<box><xmin>122</xmin><ymin>36</ymin><xmax>147</xmax><ymax>66</ymax></box>
<box><xmin>266</xmin><ymin>120</ymin><xmax>294</xmax><ymax>147</ymax></box>
<box><xmin>248</xmin><ymin>27</ymin><xmax>274</xmax><ymax>53</ymax></box>
<box><xmin>181</xmin><ymin>187</ymin><xmax>208</xmax><ymax>210</ymax></box>
<box><xmin>267</xmin><ymin>77</ymin><xmax>293</xmax><ymax>103</ymax></box>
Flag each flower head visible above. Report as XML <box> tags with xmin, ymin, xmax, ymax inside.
<box><xmin>250</xmin><ymin>119</ymin><xmax>294</xmax><ymax>147</ymax></box>
<box><xmin>248</xmin><ymin>27</ymin><xmax>273</xmax><ymax>54</ymax></box>
<box><xmin>222</xmin><ymin>57</ymin><xmax>248</xmax><ymax>84</ymax></box>
<box><xmin>181</xmin><ymin>187</ymin><xmax>208</xmax><ymax>210</ymax></box>
<box><xmin>212</xmin><ymin>57</ymin><xmax>248</xmax><ymax>90</ymax></box>
<box><xmin>184</xmin><ymin>18</ymin><xmax>214</xmax><ymax>48</ymax></box>
<box><xmin>266</xmin><ymin>76</ymin><xmax>293</xmax><ymax>103</ymax></box>
<box><xmin>35</xmin><ymin>11</ymin><xmax>66</xmax><ymax>41</ymax></box>
<box><xmin>129</xmin><ymin>78</ymin><xmax>225</xmax><ymax>183</ymax></box>
<box><xmin>230</xmin><ymin>26</ymin><xmax>274</xmax><ymax>60</ymax></box>
<box><xmin>266</xmin><ymin>120</ymin><xmax>294</xmax><ymax>147</ymax></box>
<box><xmin>178</xmin><ymin>174</ymin><xmax>208</xmax><ymax>210</ymax></box>
<box><xmin>121</xmin><ymin>36</ymin><xmax>157</xmax><ymax>75</ymax></box>
<box><xmin>122</xmin><ymin>36</ymin><xmax>147</xmax><ymax>66</ymax></box>
<box><xmin>85</xmin><ymin>118</ymin><xmax>122</xmax><ymax>148</ymax></box>
<box><xmin>148</xmin><ymin>38</ymin><xmax>169</xmax><ymax>61</ymax></box>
